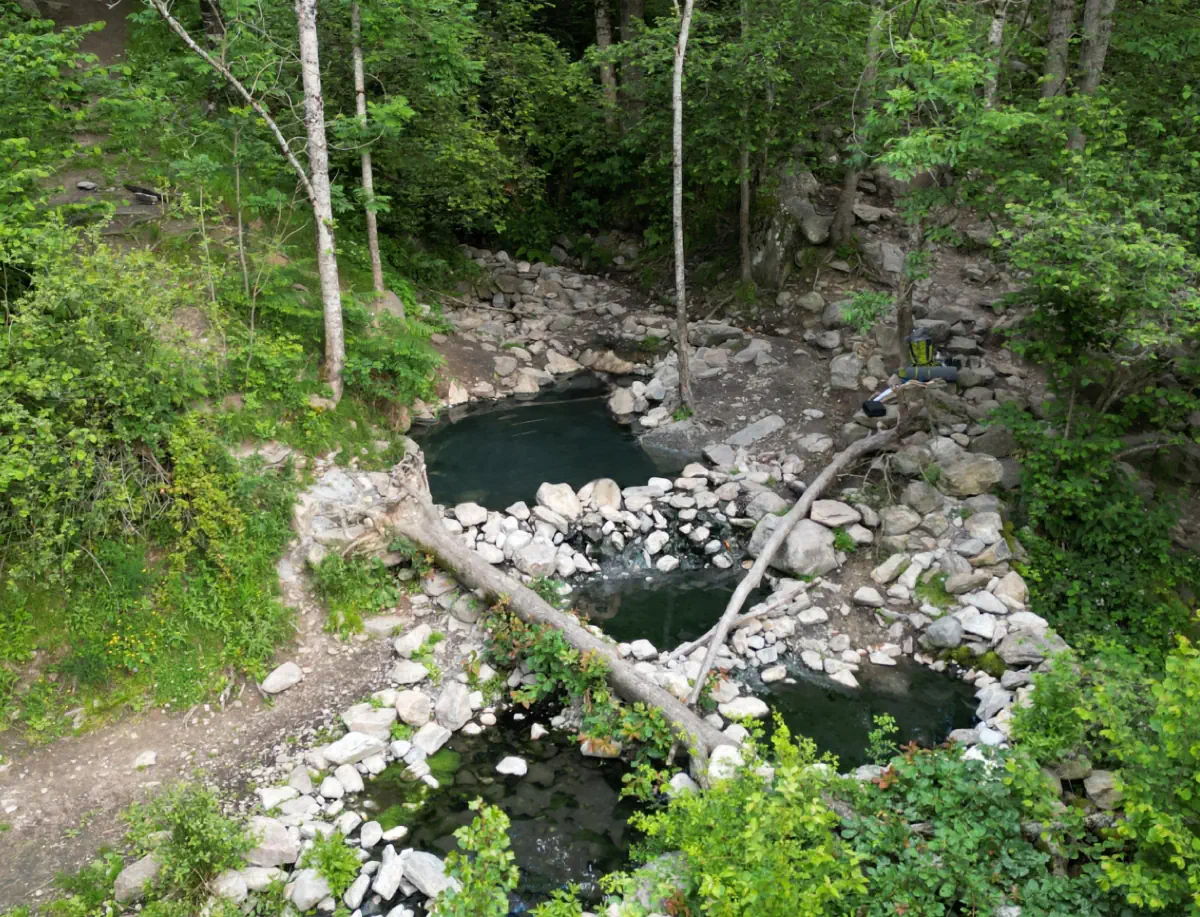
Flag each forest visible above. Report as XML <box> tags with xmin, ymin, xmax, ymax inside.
<box><xmin>2</xmin><ymin>0</ymin><xmax>1200</xmax><ymax>914</ymax></box>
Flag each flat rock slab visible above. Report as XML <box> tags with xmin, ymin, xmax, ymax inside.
<box><xmin>726</xmin><ymin>414</ymin><xmax>785</xmax><ymax>447</ymax></box>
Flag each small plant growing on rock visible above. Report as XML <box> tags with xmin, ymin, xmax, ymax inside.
<box><xmin>530</xmin><ymin>576</ymin><xmax>567</xmax><ymax>608</ymax></box>
<box><xmin>300</xmin><ymin>830</ymin><xmax>360</xmax><ymax>899</ymax></box>
<box><xmin>832</xmin><ymin>528</ymin><xmax>858</xmax><ymax>554</ymax></box>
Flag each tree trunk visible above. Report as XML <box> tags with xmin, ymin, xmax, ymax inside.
<box><xmin>619</xmin><ymin>0</ymin><xmax>645</xmax><ymax>110</ymax></box>
<box><xmin>830</xmin><ymin>166</ymin><xmax>859</xmax><ymax>248</ymax></box>
<box><xmin>296</xmin><ymin>0</ymin><xmax>345</xmax><ymax>402</ymax></box>
<box><xmin>1067</xmin><ymin>0</ymin><xmax>1115</xmax><ymax>149</ymax></box>
<box><xmin>984</xmin><ymin>0</ymin><xmax>1011</xmax><ymax>107</ymax></box>
<box><xmin>831</xmin><ymin>0</ymin><xmax>885</xmax><ymax>247</ymax></box>
<box><xmin>365</xmin><ymin>451</ymin><xmax>731</xmax><ymax>776</ymax></box>
<box><xmin>352</xmin><ymin>0</ymin><xmax>387</xmax><ymax>299</ymax></box>
<box><xmin>672</xmin><ymin>0</ymin><xmax>696</xmax><ymax>411</ymax></box>
<box><xmin>737</xmin><ymin>0</ymin><xmax>752</xmax><ymax>285</ymax></box>
<box><xmin>683</xmin><ymin>428</ymin><xmax>899</xmax><ymax>709</ymax></box>
<box><xmin>595</xmin><ymin>0</ymin><xmax>619</xmax><ymax>124</ymax></box>
<box><xmin>739</xmin><ymin>147</ymin><xmax>752</xmax><ymax>285</ymax></box>
<box><xmin>1043</xmin><ymin>0</ymin><xmax>1076</xmax><ymax>98</ymax></box>
<box><xmin>1078</xmin><ymin>0</ymin><xmax>1116</xmax><ymax>94</ymax></box>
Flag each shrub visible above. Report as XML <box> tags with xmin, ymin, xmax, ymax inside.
<box><xmin>125</xmin><ymin>785</ymin><xmax>251</xmax><ymax>898</ymax></box>
<box><xmin>612</xmin><ymin>723</ymin><xmax>866</xmax><ymax>917</ymax></box>
<box><xmin>299</xmin><ymin>830</ymin><xmax>361</xmax><ymax>899</ymax></box>
<box><xmin>440</xmin><ymin>799</ymin><xmax>519</xmax><ymax>917</ymax></box>
<box><xmin>842</xmin><ymin>747</ymin><xmax>1115</xmax><ymax>917</ymax></box>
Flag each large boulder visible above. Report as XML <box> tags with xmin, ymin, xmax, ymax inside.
<box><xmin>749</xmin><ymin>165</ymin><xmax>822</xmax><ymax>288</ymax></box>
<box><xmin>830</xmin><ymin>354</ymin><xmax>864</xmax><ymax>391</ymax></box>
<box><xmin>997</xmin><ymin>628</ymin><xmax>1068</xmax><ymax>666</ymax></box>
<box><xmin>938</xmin><ymin>454</ymin><xmax>1004</xmax><ymax>496</ymax></box>
<box><xmin>341</xmin><ymin>703</ymin><xmax>397</xmax><ymax>741</ymax></box>
<box><xmin>748</xmin><ymin>516</ymin><xmax>838</xmax><ymax>577</ymax></box>
<box><xmin>921</xmin><ymin>616</ymin><xmax>964</xmax><ymax>649</ymax></box>
<box><xmin>289</xmin><ymin>868</ymin><xmax>332</xmax><ymax>911</ymax></box>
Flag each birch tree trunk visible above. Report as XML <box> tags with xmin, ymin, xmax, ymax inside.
<box><xmin>831</xmin><ymin>0</ymin><xmax>885</xmax><ymax>247</ymax></box>
<box><xmin>595</xmin><ymin>0</ymin><xmax>619</xmax><ymax>125</ymax></box>
<box><xmin>352</xmin><ymin>0</ymin><xmax>387</xmax><ymax>299</ymax></box>
<box><xmin>984</xmin><ymin>0</ymin><xmax>1011</xmax><ymax>107</ymax></box>
<box><xmin>672</xmin><ymin>0</ymin><xmax>697</xmax><ymax>411</ymax></box>
<box><xmin>296</xmin><ymin>0</ymin><xmax>346</xmax><ymax>402</ymax></box>
<box><xmin>1043</xmin><ymin>0</ymin><xmax>1076</xmax><ymax>98</ymax></box>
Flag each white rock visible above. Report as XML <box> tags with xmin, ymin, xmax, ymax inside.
<box><xmin>707</xmin><ymin>745</ymin><xmax>745</xmax><ymax>781</ymax></box>
<box><xmin>454</xmin><ymin>502</ymin><xmax>488</xmax><ymax>527</ymax></box>
<box><xmin>260</xmin><ymin>662</ymin><xmax>304</xmax><ymax>695</ymax></box>
<box><xmin>325</xmin><ymin>732</ymin><xmax>386</xmax><ymax>766</ymax></box>
<box><xmin>853</xmin><ymin>586</ymin><xmax>885</xmax><ymax>607</ymax></box>
<box><xmin>718</xmin><ymin>696</ymin><xmax>770</xmax><ymax>719</ymax></box>
<box><xmin>257</xmin><ymin>786</ymin><xmax>299</xmax><ymax>809</ymax></box>
<box><xmin>830</xmin><ymin>669</ymin><xmax>860</xmax><ymax>688</ymax></box>
<box><xmin>496</xmin><ymin>756</ymin><xmax>528</xmax><ymax>776</ymax></box>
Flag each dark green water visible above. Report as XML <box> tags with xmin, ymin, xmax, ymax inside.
<box><xmin>764</xmin><ymin>660</ymin><xmax>977</xmax><ymax>770</ymax></box>
<box><xmin>572</xmin><ymin>569</ymin><xmax>769</xmax><ymax>649</ymax></box>
<box><xmin>366</xmin><ymin>714</ymin><xmax>636</xmax><ymax>908</ymax></box>
<box><xmin>413</xmin><ymin>375</ymin><xmax>671</xmax><ymax>509</ymax></box>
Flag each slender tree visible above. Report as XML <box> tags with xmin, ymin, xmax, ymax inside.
<box><xmin>352</xmin><ymin>0</ymin><xmax>388</xmax><ymax>301</ymax></box>
<box><xmin>1078</xmin><ymin>0</ymin><xmax>1117</xmax><ymax>94</ymax></box>
<box><xmin>672</xmin><ymin>0</ymin><xmax>697</xmax><ymax>411</ymax></box>
<box><xmin>595</xmin><ymin>0</ymin><xmax>619</xmax><ymax>124</ymax></box>
<box><xmin>619</xmin><ymin>0</ymin><xmax>645</xmax><ymax>110</ymax></box>
<box><xmin>737</xmin><ymin>0</ymin><xmax>752</xmax><ymax>284</ymax></box>
<box><xmin>1043</xmin><ymin>0</ymin><xmax>1076</xmax><ymax>98</ymax></box>
<box><xmin>295</xmin><ymin>0</ymin><xmax>345</xmax><ymax>401</ymax></box>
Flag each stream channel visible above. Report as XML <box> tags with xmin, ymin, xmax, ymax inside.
<box><xmin>393</xmin><ymin>381</ymin><xmax>977</xmax><ymax>907</ymax></box>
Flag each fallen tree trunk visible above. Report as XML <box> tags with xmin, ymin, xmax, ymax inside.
<box><xmin>355</xmin><ymin>445</ymin><xmax>732</xmax><ymax>777</ymax></box>
<box><xmin>683</xmin><ymin>427</ymin><xmax>899</xmax><ymax>709</ymax></box>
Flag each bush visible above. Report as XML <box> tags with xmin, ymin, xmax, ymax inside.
<box><xmin>842</xmin><ymin>747</ymin><xmax>1115</xmax><ymax>917</ymax></box>
<box><xmin>440</xmin><ymin>799</ymin><xmax>519</xmax><ymax>917</ymax></box>
<box><xmin>612</xmin><ymin>723</ymin><xmax>866</xmax><ymax>917</ymax></box>
<box><xmin>1003</xmin><ymin>406</ymin><xmax>1195</xmax><ymax>655</ymax></box>
<box><xmin>0</xmin><ymin>241</ymin><xmax>211</xmax><ymax>586</ymax></box>
<box><xmin>125</xmin><ymin>785</ymin><xmax>251</xmax><ymax>899</ymax></box>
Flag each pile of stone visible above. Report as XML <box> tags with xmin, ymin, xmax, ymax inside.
<box><xmin>447</xmin><ymin>468</ymin><xmax>744</xmax><ymax>584</ymax></box>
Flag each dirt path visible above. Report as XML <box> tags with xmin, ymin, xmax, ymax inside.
<box><xmin>0</xmin><ymin>545</ymin><xmax>405</xmax><ymax>909</ymax></box>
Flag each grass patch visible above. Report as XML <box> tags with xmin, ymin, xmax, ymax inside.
<box><xmin>312</xmin><ymin>554</ymin><xmax>402</xmax><ymax>637</ymax></box>
<box><xmin>833</xmin><ymin>528</ymin><xmax>858</xmax><ymax>553</ymax></box>
<box><xmin>914</xmin><ymin>571</ymin><xmax>954</xmax><ymax>611</ymax></box>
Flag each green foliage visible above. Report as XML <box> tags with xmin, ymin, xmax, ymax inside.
<box><xmin>831</xmin><ymin>527</ymin><xmax>857</xmax><ymax>554</ymax></box>
<box><xmin>840</xmin><ymin>291</ymin><xmax>892</xmax><ymax>336</ymax></box>
<box><xmin>300</xmin><ymin>831</ymin><xmax>361</xmax><ymax>899</ymax></box>
<box><xmin>486</xmin><ymin>609</ymin><xmax>678</xmax><ymax>760</ymax></box>
<box><xmin>125</xmin><ymin>785</ymin><xmax>251</xmax><ymax>900</ymax></box>
<box><xmin>865</xmin><ymin>713</ymin><xmax>899</xmax><ymax>765</ymax></box>
<box><xmin>440</xmin><ymin>799</ymin><xmax>519</xmax><ymax>917</ymax></box>
<box><xmin>614</xmin><ymin>722</ymin><xmax>865</xmax><ymax>916</ymax></box>
<box><xmin>0</xmin><ymin>241</ymin><xmax>211</xmax><ymax>585</ymax></box>
<box><xmin>842</xmin><ymin>746</ymin><xmax>1114</xmax><ymax>917</ymax></box>
<box><xmin>532</xmin><ymin>887</ymin><xmax>586</xmax><ymax>917</ymax></box>
<box><xmin>312</xmin><ymin>553</ymin><xmax>401</xmax><ymax>636</ymax></box>
<box><xmin>1002</xmin><ymin>406</ymin><xmax>1195</xmax><ymax>654</ymax></box>
<box><xmin>1014</xmin><ymin>640</ymin><xmax>1200</xmax><ymax>912</ymax></box>
<box><xmin>530</xmin><ymin>575</ymin><xmax>567</xmax><ymax>608</ymax></box>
